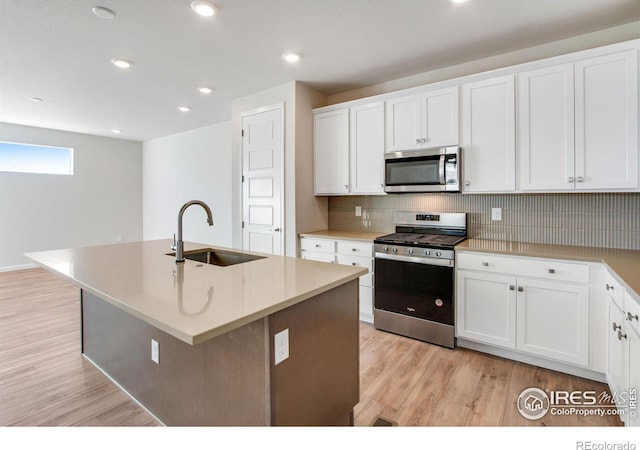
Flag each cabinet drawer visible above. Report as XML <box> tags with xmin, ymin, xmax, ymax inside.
<box><xmin>626</xmin><ymin>292</ymin><xmax>640</xmax><ymax>336</ymax></box>
<box><xmin>300</xmin><ymin>238</ymin><xmax>336</xmax><ymax>254</ymax></box>
<box><xmin>457</xmin><ymin>252</ymin><xmax>588</xmax><ymax>283</ymax></box>
<box><xmin>604</xmin><ymin>271</ymin><xmax>625</xmax><ymax>310</ymax></box>
<box><xmin>337</xmin><ymin>254</ymin><xmax>373</xmax><ymax>273</ymax></box>
<box><xmin>300</xmin><ymin>252</ymin><xmax>336</xmax><ymax>264</ymax></box>
<box><xmin>337</xmin><ymin>241</ymin><xmax>373</xmax><ymax>257</ymax></box>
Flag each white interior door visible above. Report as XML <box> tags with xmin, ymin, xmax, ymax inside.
<box><xmin>242</xmin><ymin>105</ymin><xmax>284</xmax><ymax>255</ymax></box>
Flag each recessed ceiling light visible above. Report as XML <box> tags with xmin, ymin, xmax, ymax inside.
<box><xmin>111</xmin><ymin>58</ymin><xmax>133</xmax><ymax>69</ymax></box>
<box><xmin>282</xmin><ymin>53</ymin><xmax>301</xmax><ymax>63</ymax></box>
<box><xmin>92</xmin><ymin>6</ymin><xmax>116</xmax><ymax>19</ymax></box>
<box><xmin>191</xmin><ymin>1</ymin><xmax>217</xmax><ymax>16</ymax></box>
<box><xmin>178</xmin><ymin>106</ymin><xmax>191</xmax><ymax>112</ymax></box>
<box><xmin>449</xmin><ymin>0</ymin><xmax>468</xmax><ymax>3</ymax></box>
<box><xmin>30</xmin><ymin>97</ymin><xmax>44</xmax><ymax>102</ymax></box>
<box><xmin>198</xmin><ymin>87</ymin><xmax>213</xmax><ymax>94</ymax></box>
<box><xmin>111</xmin><ymin>129</ymin><xmax>122</xmax><ymax>134</ymax></box>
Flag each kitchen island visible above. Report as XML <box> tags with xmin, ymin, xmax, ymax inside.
<box><xmin>25</xmin><ymin>239</ymin><xmax>366</xmax><ymax>426</ymax></box>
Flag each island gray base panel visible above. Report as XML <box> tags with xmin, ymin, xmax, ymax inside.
<box><xmin>268</xmin><ymin>280</ymin><xmax>359</xmax><ymax>426</ymax></box>
<box><xmin>81</xmin><ymin>280</ymin><xmax>360</xmax><ymax>426</ymax></box>
<box><xmin>81</xmin><ymin>291</ymin><xmax>271</xmax><ymax>426</ymax></box>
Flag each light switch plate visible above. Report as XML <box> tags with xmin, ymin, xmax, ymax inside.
<box><xmin>151</xmin><ymin>339</ymin><xmax>159</xmax><ymax>364</ymax></box>
<box><xmin>274</xmin><ymin>329</ymin><xmax>289</xmax><ymax>365</ymax></box>
<box><xmin>491</xmin><ymin>208</ymin><xmax>502</xmax><ymax>221</ymax></box>
<box><xmin>355</xmin><ymin>206</ymin><xmax>362</xmax><ymax>217</ymax></box>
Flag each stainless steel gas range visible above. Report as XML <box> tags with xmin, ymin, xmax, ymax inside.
<box><xmin>373</xmin><ymin>211</ymin><xmax>467</xmax><ymax>348</ymax></box>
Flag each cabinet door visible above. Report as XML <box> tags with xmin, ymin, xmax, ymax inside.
<box><xmin>421</xmin><ymin>87</ymin><xmax>459</xmax><ymax>148</ymax></box>
<box><xmin>385</xmin><ymin>94</ymin><xmax>421</xmax><ymax>152</ymax></box>
<box><xmin>628</xmin><ymin>324</ymin><xmax>640</xmax><ymax>427</ymax></box>
<box><xmin>456</xmin><ymin>270</ymin><xmax>516</xmax><ymax>349</ymax></box>
<box><xmin>608</xmin><ymin>300</ymin><xmax>629</xmax><ymax>415</ymax></box>
<box><xmin>314</xmin><ymin>109</ymin><xmax>349</xmax><ymax>195</ymax></box>
<box><xmin>350</xmin><ymin>102</ymin><xmax>385</xmax><ymax>194</ymax></box>
<box><xmin>462</xmin><ymin>75</ymin><xmax>516</xmax><ymax>192</ymax></box>
<box><xmin>518</xmin><ymin>64</ymin><xmax>575</xmax><ymax>191</ymax></box>
<box><xmin>575</xmin><ymin>50</ymin><xmax>639</xmax><ymax>190</ymax></box>
<box><xmin>516</xmin><ymin>278</ymin><xmax>589</xmax><ymax>366</ymax></box>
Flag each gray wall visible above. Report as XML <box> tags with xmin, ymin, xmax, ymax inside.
<box><xmin>329</xmin><ymin>193</ymin><xmax>640</xmax><ymax>250</ymax></box>
<box><xmin>0</xmin><ymin>122</ymin><xmax>142</xmax><ymax>270</ymax></box>
<box><xmin>142</xmin><ymin>121</ymin><xmax>233</xmax><ymax>247</ymax></box>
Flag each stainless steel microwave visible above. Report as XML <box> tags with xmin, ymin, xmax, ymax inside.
<box><xmin>384</xmin><ymin>146</ymin><xmax>461</xmax><ymax>193</ymax></box>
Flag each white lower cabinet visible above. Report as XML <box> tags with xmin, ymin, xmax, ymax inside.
<box><xmin>606</xmin><ymin>285</ymin><xmax>640</xmax><ymax>426</ymax></box>
<box><xmin>456</xmin><ymin>252</ymin><xmax>590</xmax><ymax>367</ymax></box>
<box><xmin>300</xmin><ymin>236</ymin><xmax>374</xmax><ymax>323</ymax></box>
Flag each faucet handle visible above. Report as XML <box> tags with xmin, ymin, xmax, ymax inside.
<box><xmin>171</xmin><ymin>233</ymin><xmax>177</xmax><ymax>251</ymax></box>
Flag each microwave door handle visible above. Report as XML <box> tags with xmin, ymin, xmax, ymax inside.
<box><xmin>438</xmin><ymin>154</ymin><xmax>446</xmax><ymax>184</ymax></box>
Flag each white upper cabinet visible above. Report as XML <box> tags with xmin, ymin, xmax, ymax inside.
<box><xmin>385</xmin><ymin>87</ymin><xmax>458</xmax><ymax>152</ymax></box>
<box><xmin>462</xmin><ymin>75</ymin><xmax>516</xmax><ymax>192</ymax></box>
<box><xmin>314</xmin><ymin>103</ymin><xmax>385</xmax><ymax>196</ymax></box>
<box><xmin>314</xmin><ymin>109</ymin><xmax>349</xmax><ymax>195</ymax></box>
<box><xmin>519</xmin><ymin>50</ymin><xmax>639</xmax><ymax>191</ymax></box>
<box><xmin>518</xmin><ymin>64</ymin><xmax>575</xmax><ymax>191</ymax></box>
<box><xmin>575</xmin><ymin>50</ymin><xmax>639</xmax><ymax>190</ymax></box>
<box><xmin>350</xmin><ymin>102</ymin><xmax>385</xmax><ymax>194</ymax></box>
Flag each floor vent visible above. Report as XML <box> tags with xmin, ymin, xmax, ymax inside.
<box><xmin>373</xmin><ymin>416</ymin><xmax>397</xmax><ymax>426</ymax></box>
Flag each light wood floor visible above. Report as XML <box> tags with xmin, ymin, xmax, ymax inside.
<box><xmin>0</xmin><ymin>268</ymin><xmax>621</xmax><ymax>426</ymax></box>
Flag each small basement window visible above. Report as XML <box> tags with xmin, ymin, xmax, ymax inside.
<box><xmin>0</xmin><ymin>141</ymin><xmax>74</xmax><ymax>175</ymax></box>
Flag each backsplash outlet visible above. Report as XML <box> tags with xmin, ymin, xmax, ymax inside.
<box><xmin>328</xmin><ymin>193</ymin><xmax>640</xmax><ymax>250</ymax></box>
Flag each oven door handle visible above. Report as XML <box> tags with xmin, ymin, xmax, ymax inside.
<box><xmin>375</xmin><ymin>252</ymin><xmax>454</xmax><ymax>267</ymax></box>
<box><xmin>438</xmin><ymin>154</ymin><xmax>446</xmax><ymax>185</ymax></box>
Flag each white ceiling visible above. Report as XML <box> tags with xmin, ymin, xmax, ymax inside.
<box><xmin>1</xmin><ymin>0</ymin><xmax>638</xmax><ymax>141</ymax></box>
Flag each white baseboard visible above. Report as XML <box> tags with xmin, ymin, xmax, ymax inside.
<box><xmin>0</xmin><ymin>263</ymin><xmax>38</xmax><ymax>273</ymax></box>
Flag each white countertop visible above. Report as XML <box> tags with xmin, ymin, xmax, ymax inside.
<box><xmin>25</xmin><ymin>240</ymin><xmax>366</xmax><ymax>345</ymax></box>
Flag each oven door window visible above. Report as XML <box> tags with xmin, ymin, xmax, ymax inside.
<box><xmin>374</xmin><ymin>258</ymin><xmax>454</xmax><ymax>325</ymax></box>
<box><xmin>385</xmin><ymin>157</ymin><xmax>441</xmax><ymax>186</ymax></box>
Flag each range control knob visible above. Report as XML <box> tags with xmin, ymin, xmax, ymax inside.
<box><xmin>435</xmin><ymin>251</ymin><xmax>442</xmax><ymax>257</ymax></box>
<box><xmin>407</xmin><ymin>248</ymin><xmax>414</xmax><ymax>254</ymax></box>
<box><xmin>383</xmin><ymin>246</ymin><xmax>389</xmax><ymax>252</ymax></box>
<box><xmin>424</xmin><ymin>249</ymin><xmax>431</xmax><ymax>256</ymax></box>
<box><xmin>392</xmin><ymin>247</ymin><xmax>398</xmax><ymax>253</ymax></box>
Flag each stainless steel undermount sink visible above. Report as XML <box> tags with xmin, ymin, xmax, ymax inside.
<box><xmin>166</xmin><ymin>248</ymin><xmax>266</xmax><ymax>267</ymax></box>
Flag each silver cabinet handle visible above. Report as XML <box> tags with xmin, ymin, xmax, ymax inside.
<box><xmin>628</xmin><ymin>312</ymin><xmax>639</xmax><ymax>322</ymax></box>
<box><xmin>420</xmin><ymin>138</ymin><xmax>426</xmax><ymax>143</ymax></box>
<box><xmin>379</xmin><ymin>183</ymin><xmax>384</xmax><ymax>188</ymax></box>
<box><xmin>568</xmin><ymin>177</ymin><xmax>574</xmax><ymax>182</ymax></box>
<box><xmin>548</xmin><ymin>269</ymin><xmax>555</xmax><ymax>274</ymax></box>
<box><xmin>416</xmin><ymin>138</ymin><xmax>421</xmax><ymax>144</ymax></box>
<box><xmin>606</xmin><ymin>284</ymin><xmax>614</xmax><ymax>291</ymax></box>
<box><xmin>315</xmin><ymin>244</ymin><xmax>320</xmax><ymax>248</ymax></box>
<box><xmin>518</xmin><ymin>286</ymin><xmax>524</xmax><ymax>292</ymax></box>
<box><xmin>509</xmin><ymin>285</ymin><xmax>515</xmax><ymax>291</ymax></box>
<box><xmin>351</xmin><ymin>262</ymin><xmax>357</xmax><ymax>266</ymax></box>
<box><xmin>618</xmin><ymin>330</ymin><xmax>627</xmax><ymax>341</ymax></box>
<box><xmin>577</xmin><ymin>177</ymin><xmax>584</xmax><ymax>182</ymax></box>
<box><xmin>613</xmin><ymin>322</ymin><xmax>622</xmax><ymax>332</ymax></box>
<box><xmin>270</xmin><ymin>228</ymin><xmax>281</xmax><ymax>232</ymax></box>
<box><xmin>344</xmin><ymin>184</ymin><xmax>349</xmax><ymax>189</ymax></box>
<box><xmin>481</xmin><ymin>262</ymin><xmax>489</xmax><ymax>267</ymax></box>
<box><xmin>352</xmin><ymin>248</ymin><xmax>357</xmax><ymax>252</ymax></box>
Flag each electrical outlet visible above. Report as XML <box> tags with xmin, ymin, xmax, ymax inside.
<box><xmin>274</xmin><ymin>329</ymin><xmax>289</xmax><ymax>365</ymax></box>
<box><xmin>151</xmin><ymin>339</ymin><xmax>159</xmax><ymax>364</ymax></box>
<box><xmin>491</xmin><ymin>208</ymin><xmax>502</xmax><ymax>221</ymax></box>
<box><xmin>355</xmin><ymin>206</ymin><xmax>362</xmax><ymax>217</ymax></box>
<box><xmin>116</xmin><ymin>234</ymin><xmax>123</xmax><ymax>242</ymax></box>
